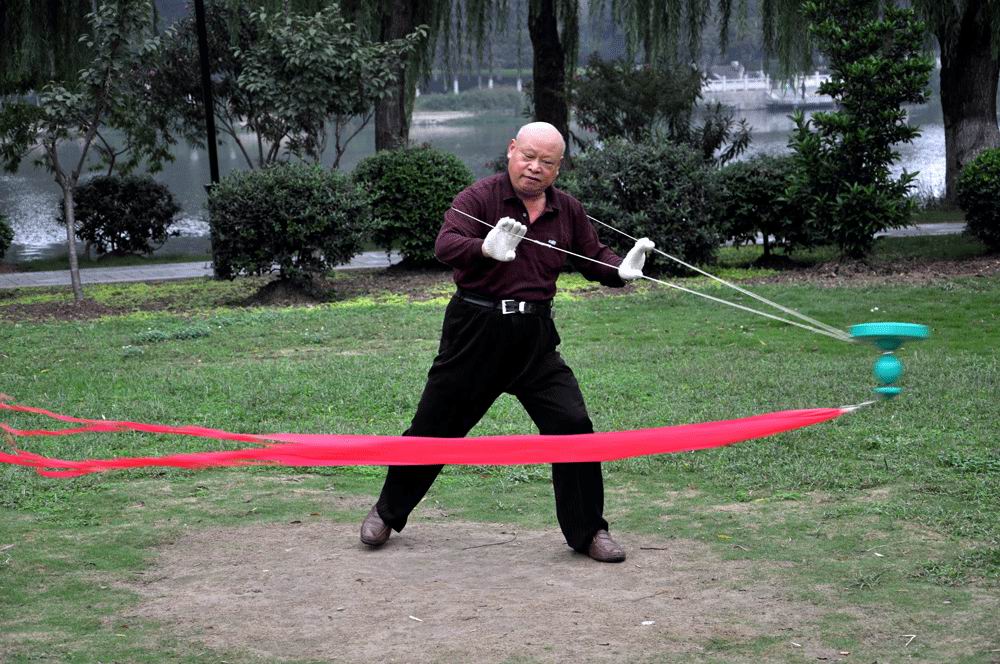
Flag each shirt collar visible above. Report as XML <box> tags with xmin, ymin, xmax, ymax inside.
<box><xmin>502</xmin><ymin>173</ymin><xmax>560</xmax><ymax>213</ymax></box>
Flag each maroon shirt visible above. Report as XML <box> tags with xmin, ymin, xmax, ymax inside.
<box><xmin>436</xmin><ymin>173</ymin><xmax>624</xmax><ymax>301</ymax></box>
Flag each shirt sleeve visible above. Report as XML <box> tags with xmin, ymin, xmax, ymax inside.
<box><xmin>568</xmin><ymin>200</ymin><xmax>626</xmax><ymax>288</ymax></box>
<box><xmin>435</xmin><ymin>186</ymin><xmax>489</xmax><ymax>269</ymax></box>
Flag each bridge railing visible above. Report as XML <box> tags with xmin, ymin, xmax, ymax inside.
<box><xmin>703</xmin><ymin>71</ymin><xmax>830</xmax><ymax>93</ymax></box>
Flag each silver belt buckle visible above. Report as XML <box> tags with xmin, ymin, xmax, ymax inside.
<box><xmin>501</xmin><ymin>299</ymin><xmax>525</xmax><ymax>314</ymax></box>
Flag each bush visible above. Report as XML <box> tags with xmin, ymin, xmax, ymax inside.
<box><xmin>717</xmin><ymin>154</ymin><xmax>816</xmax><ymax>256</ymax></box>
<box><xmin>208</xmin><ymin>163</ymin><xmax>368</xmax><ymax>284</ymax></box>
<box><xmin>957</xmin><ymin>148</ymin><xmax>1000</xmax><ymax>251</ymax></box>
<box><xmin>560</xmin><ymin>138</ymin><xmax>721</xmax><ymax>272</ymax></box>
<box><xmin>0</xmin><ymin>215</ymin><xmax>13</xmax><ymax>260</ymax></box>
<box><xmin>67</xmin><ymin>175</ymin><xmax>181</xmax><ymax>256</ymax></box>
<box><xmin>353</xmin><ymin>145</ymin><xmax>473</xmax><ymax>265</ymax></box>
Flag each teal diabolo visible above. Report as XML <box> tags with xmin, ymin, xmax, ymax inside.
<box><xmin>849</xmin><ymin>322</ymin><xmax>929</xmax><ymax>398</ymax></box>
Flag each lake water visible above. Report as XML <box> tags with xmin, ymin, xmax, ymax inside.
<box><xmin>0</xmin><ymin>102</ymin><xmax>951</xmax><ymax>262</ymax></box>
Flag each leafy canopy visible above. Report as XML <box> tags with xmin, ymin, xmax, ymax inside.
<box><xmin>150</xmin><ymin>3</ymin><xmax>426</xmax><ymax>169</ymax></box>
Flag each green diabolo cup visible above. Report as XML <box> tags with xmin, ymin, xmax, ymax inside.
<box><xmin>849</xmin><ymin>322</ymin><xmax>930</xmax><ymax>398</ymax></box>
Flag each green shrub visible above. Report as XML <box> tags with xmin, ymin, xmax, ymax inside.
<box><xmin>353</xmin><ymin>145</ymin><xmax>473</xmax><ymax>265</ymax></box>
<box><xmin>560</xmin><ymin>138</ymin><xmax>721</xmax><ymax>272</ymax></box>
<box><xmin>208</xmin><ymin>163</ymin><xmax>367</xmax><ymax>284</ymax></box>
<box><xmin>717</xmin><ymin>155</ymin><xmax>816</xmax><ymax>256</ymax></box>
<box><xmin>0</xmin><ymin>215</ymin><xmax>13</xmax><ymax>260</ymax></box>
<box><xmin>66</xmin><ymin>175</ymin><xmax>181</xmax><ymax>256</ymax></box>
<box><xmin>957</xmin><ymin>148</ymin><xmax>1000</xmax><ymax>251</ymax></box>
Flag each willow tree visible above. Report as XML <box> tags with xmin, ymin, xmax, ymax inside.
<box><xmin>341</xmin><ymin>0</ymin><xmax>451</xmax><ymax>151</ymax></box>
<box><xmin>0</xmin><ymin>1</ymin><xmax>95</xmax><ymax>93</ymax></box>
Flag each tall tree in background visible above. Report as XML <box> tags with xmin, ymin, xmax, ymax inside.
<box><xmin>361</xmin><ymin>0</ymin><xmax>448</xmax><ymax>151</ymax></box>
<box><xmin>920</xmin><ymin>0</ymin><xmax>1000</xmax><ymax>199</ymax></box>
<box><xmin>528</xmin><ymin>0</ymin><xmax>577</xmax><ymax>151</ymax></box>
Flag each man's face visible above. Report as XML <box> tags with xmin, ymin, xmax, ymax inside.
<box><xmin>506</xmin><ymin>135</ymin><xmax>562</xmax><ymax>198</ymax></box>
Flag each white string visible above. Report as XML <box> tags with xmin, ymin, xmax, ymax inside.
<box><xmin>586</xmin><ymin>215</ymin><xmax>853</xmax><ymax>341</ymax></box>
<box><xmin>450</xmin><ymin>207</ymin><xmax>851</xmax><ymax>343</ymax></box>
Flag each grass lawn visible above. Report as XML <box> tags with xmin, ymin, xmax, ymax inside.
<box><xmin>0</xmin><ymin>235</ymin><xmax>997</xmax><ymax>662</ymax></box>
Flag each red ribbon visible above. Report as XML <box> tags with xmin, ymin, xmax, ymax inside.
<box><xmin>0</xmin><ymin>402</ymin><xmax>847</xmax><ymax>478</ymax></box>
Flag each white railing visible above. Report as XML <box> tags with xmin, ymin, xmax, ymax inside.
<box><xmin>703</xmin><ymin>71</ymin><xmax>830</xmax><ymax>94</ymax></box>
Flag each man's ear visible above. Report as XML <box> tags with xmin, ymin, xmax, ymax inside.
<box><xmin>506</xmin><ymin>139</ymin><xmax>517</xmax><ymax>160</ymax></box>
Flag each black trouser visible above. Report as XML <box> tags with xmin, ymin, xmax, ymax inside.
<box><xmin>375</xmin><ymin>295</ymin><xmax>609</xmax><ymax>552</ymax></box>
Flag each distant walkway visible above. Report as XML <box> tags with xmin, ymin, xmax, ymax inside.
<box><xmin>0</xmin><ymin>250</ymin><xmax>401</xmax><ymax>290</ymax></box>
<box><xmin>875</xmin><ymin>222</ymin><xmax>965</xmax><ymax>238</ymax></box>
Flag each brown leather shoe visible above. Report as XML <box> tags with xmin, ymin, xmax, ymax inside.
<box><xmin>587</xmin><ymin>529</ymin><xmax>626</xmax><ymax>563</ymax></box>
<box><xmin>360</xmin><ymin>506</ymin><xmax>391</xmax><ymax>547</ymax></box>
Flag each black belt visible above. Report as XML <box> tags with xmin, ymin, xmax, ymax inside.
<box><xmin>456</xmin><ymin>290</ymin><xmax>553</xmax><ymax>316</ymax></box>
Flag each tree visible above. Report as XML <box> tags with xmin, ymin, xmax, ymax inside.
<box><xmin>572</xmin><ymin>55</ymin><xmax>750</xmax><ymax>164</ymax></box>
<box><xmin>919</xmin><ymin>0</ymin><xmax>1000</xmax><ymax>199</ymax></box>
<box><xmin>0</xmin><ymin>0</ymin><xmax>172</xmax><ymax>303</ymax></box>
<box><xmin>528</xmin><ymin>0</ymin><xmax>577</xmax><ymax>152</ymax></box>
<box><xmin>0</xmin><ymin>1</ymin><xmax>95</xmax><ymax>94</ymax></box>
<box><xmin>610</xmin><ymin>1</ymin><xmax>999</xmax><ymax>202</ymax></box>
<box><xmin>751</xmin><ymin>0</ymin><xmax>999</xmax><ymax>202</ymax></box>
<box><xmin>237</xmin><ymin>5</ymin><xmax>426</xmax><ymax>167</ymax></box>
<box><xmin>150</xmin><ymin>3</ymin><xmax>425</xmax><ymax>169</ymax></box>
<box><xmin>342</xmin><ymin>0</ymin><xmax>449</xmax><ymax>151</ymax></box>
<box><xmin>573</xmin><ymin>56</ymin><xmax>703</xmax><ymax>145</ymax></box>
<box><xmin>786</xmin><ymin>1</ymin><xmax>933</xmax><ymax>258</ymax></box>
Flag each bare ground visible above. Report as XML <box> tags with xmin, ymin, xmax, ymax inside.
<box><xmin>119</xmin><ymin>518</ymin><xmax>846</xmax><ymax>663</ymax></box>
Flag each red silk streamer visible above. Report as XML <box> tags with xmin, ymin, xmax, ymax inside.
<box><xmin>0</xmin><ymin>402</ymin><xmax>848</xmax><ymax>478</ymax></box>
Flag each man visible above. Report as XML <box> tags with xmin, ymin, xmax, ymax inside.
<box><xmin>360</xmin><ymin>122</ymin><xmax>653</xmax><ymax>562</ymax></box>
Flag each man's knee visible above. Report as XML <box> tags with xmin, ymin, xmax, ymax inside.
<box><xmin>542</xmin><ymin>408</ymin><xmax>593</xmax><ymax>436</ymax></box>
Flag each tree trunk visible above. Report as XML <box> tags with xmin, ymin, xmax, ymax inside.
<box><xmin>60</xmin><ymin>183</ymin><xmax>84</xmax><ymax>303</ymax></box>
<box><xmin>528</xmin><ymin>0</ymin><xmax>570</xmax><ymax>156</ymax></box>
<box><xmin>936</xmin><ymin>4</ymin><xmax>1000</xmax><ymax>201</ymax></box>
<box><xmin>374</xmin><ymin>0</ymin><xmax>414</xmax><ymax>151</ymax></box>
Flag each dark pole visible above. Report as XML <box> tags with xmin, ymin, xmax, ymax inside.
<box><xmin>193</xmin><ymin>0</ymin><xmax>220</xmax><ymax>188</ymax></box>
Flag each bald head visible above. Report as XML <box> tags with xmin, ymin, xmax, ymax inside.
<box><xmin>515</xmin><ymin>122</ymin><xmax>566</xmax><ymax>156</ymax></box>
<box><xmin>507</xmin><ymin>122</ymin><xmax>565</xmax><ymax>199</ymax></box>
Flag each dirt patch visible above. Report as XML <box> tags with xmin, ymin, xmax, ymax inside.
<box><xmin>0</xmin><ymin>297</ymin><xmax>120</xmax><ymax>321</ymax></box>
<box><xmin>748</xmin><ymin>255</ymin><xmax>1000</xmax><ymax>287</ymax></box>
<box><xmin>120</xmin><ymin>519</ymin><xmax>845</xmax><ymax>663</ymax></box>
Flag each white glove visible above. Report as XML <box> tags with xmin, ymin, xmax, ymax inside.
<box><xmin>482</xmin><ymin>217</ymin><xmax>528</xmax><ymax>262</ymax></box>
<box><xmin>618</xmin><ymin>237</ymin><xmax>655</xmax><ymax>281</ymax></box>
